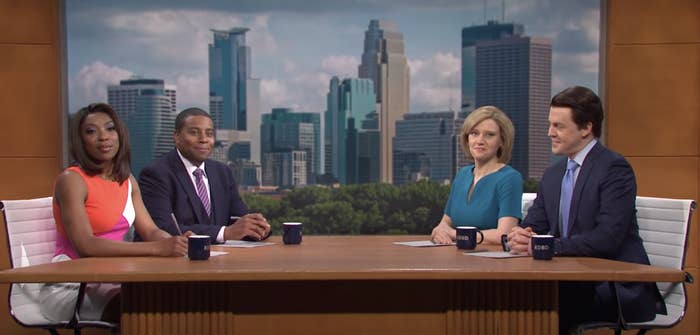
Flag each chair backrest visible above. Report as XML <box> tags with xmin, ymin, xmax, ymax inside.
<box><xmin>1</xmin><ymin>197</ymin><xmax>58</xmax><ymax>326</ymax></box>
<box><xmin>635</xmin><ymin>196</ymin><xmax>696</xmax><ymax>326</ymax></box>
<box><xmin>521</xmin><ymin>193</ymin><xmax>537</xmax><ymax>219</ymax></box>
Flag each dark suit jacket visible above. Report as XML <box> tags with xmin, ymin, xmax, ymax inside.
<box><xmin>136</xmin><ymin>149</ymin><xmax>249</xmax><ymax>244</ymax></box>
<box><xmin>522</xmin><ymin>141</ymin><xmax>665</xmax><ymax>322</ymax></box>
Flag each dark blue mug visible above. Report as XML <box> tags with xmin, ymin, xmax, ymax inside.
<box><xmin>456</xmin><ymin>226</ymin><xmax>484</xmax><ymax>250</ymax></box>
<box><xmin>188</xmin><ymin>235</ymin><xmax>211</xmax><ymax>260</ymax></box>
<box><xmin>283</xmin><ymin>222</ymin><xmax>303</xmax><ymax>245</ymax></box>
<box><xmin>531</xmin><ymin>234</ymin><xmax>554</xmax><ymax>260</ymax></box>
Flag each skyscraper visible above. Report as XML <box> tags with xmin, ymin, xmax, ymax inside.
<box><xmin>359</xmin><ymin>19</ymin><xmax>410</xmax><ymax>183</ymax></box>
<box><xmin>261</xmin><ymin>108</ymin><xmax>321</xmax><ymax>186</ymax></box>
<box><xmin>209</xmin><ymin>28</ymin><xmax>261</xmax><ymax>163</ymax></box>
<box><xmin>475</xmin><ymin>36</ymin><xmax>552</xmax><ymax>180</ymax></box>
<box><xmin>461</xmin><ymin>21</ymin><xmax>524</xmax><ymax>111</ymax></box>
<box><xmin>393</xmin><ymin>111</ymin><xmax>468</xmax><ymax>185</ymax></box>
<box><xmin>325</xmin><ymin>76</ymin><xmax>376</xmax><ymax>184</ymax></box>
<box><xmin>107</xmin><ymin>78</ymin><xmax>177</xmax><ymax>176</ymax></box>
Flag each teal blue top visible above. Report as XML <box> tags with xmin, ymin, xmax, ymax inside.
<box><xmin>444</xmin><ymin>164</ymin><xmax>523</xmax><ymax>229</ymax></box>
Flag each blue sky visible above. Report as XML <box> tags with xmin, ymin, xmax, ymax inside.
<box><xmin>66</xmin><ymin>0</ymin><xmax>600</xmax><ymax>116</ymax></box>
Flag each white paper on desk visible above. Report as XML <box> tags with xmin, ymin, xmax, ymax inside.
<box><xmin>209</xmin><ymin>251</ymin><xmax>229</xmax><ymax>257</ymax></box>
<box><xmin>393</xmin><ymin>240</ymin><xmax>455</xmax><ymax>247</ymax></box>
<box><xmin>465</xmin><ymin>251</ymin><xmax>529</xmax><ymax>258</ymax></box>
<box><xmin>220</xmin><ymin>240</ymin><xmax>276</xmax><ymax>248</ymax></box>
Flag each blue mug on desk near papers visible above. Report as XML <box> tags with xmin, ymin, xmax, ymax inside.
<box><xmin>456</xmin><ymin>226</ymin><xmax>484</xmax><ymax>250</ymax></box>
<box><xmin>188</xmin><ymin>235</ymin><xmax>211</xmax><ymax>260</ymax></box>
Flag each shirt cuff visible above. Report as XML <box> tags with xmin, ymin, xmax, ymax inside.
<box><xmin>216</xmin><ymin>226</ymin><xmax>226</xmax><ymax>243</ymax></box>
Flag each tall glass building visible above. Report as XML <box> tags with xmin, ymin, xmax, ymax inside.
<box><xmin>261</xmin><ymin>108</ymin><xmax>321</xmax><ymax>186</ymax></box>
<box><xmin>209</xmin><ymin>28</ymin><xmax>261</xmax><ymax>164</ymax></box>
<box><xmin>393</xmin><ymin>111</ymin><xmax>468</xmax><ymax>185</ymax></box>
<box><xmin>325</xmin><ymin>76</ymin><xmax>376</xmax><ymax>184</ymax></box>
<box><xmin>107</xmin><ymin>78</ymin><xmax>176</xmax><ymax>176</ymax></box>
<box><xmin>358</xmin><ymin>19</ymin><xmax>409</xmax><ymax>183</ymax></box>
<box><xmin>461</xmin><ymin>21</ymin><xmax>523</xmax><ymax>111</ymax></box>
<box><xmin>475</xmin><ymin>36</ymin><xmax>552</xmax><ymax>180</ymax></box>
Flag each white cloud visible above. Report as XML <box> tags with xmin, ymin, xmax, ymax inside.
<box><xmin>70</xmin><ymin>61</ymin><xmax>133</xmax><ymax>111</ymax></box>
<box><xmin>554</xmin><ymin>51</ymin><xmax>598</xmax><ymax>74</ymax></box>
<box><xmin>408</xmin><ymin>52</ymin><xmax>461</xmax><ymax>112</ymax></box>
<box><xmin>283</xmin><ymin>59</ymin><xmax>297</xmax><ymax>73</ymax></box>
<box><xmin>173</xmin><ymin>74</ymin><xmax>208</xmax><ymax>109</ymax></box>
<box><xmin>105</xmin><ymin>10</ymin><xmax>277</xmax><ymax>67</ymax></box>
<box><xmin>320</xmin><ymin>55</ymin><xmax>360</xmax><ymax>77</ymax></box>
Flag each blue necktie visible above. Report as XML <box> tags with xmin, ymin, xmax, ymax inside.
<box><xmin>560</xmin><ymin>159</ymin><xmax>579</xmax><ymax>238</ymax></box>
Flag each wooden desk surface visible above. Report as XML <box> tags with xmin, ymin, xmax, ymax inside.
<box><xmin>0</xmin><ymin>235</ymin><xmax>684</xmax><ymax>283</ymax></box>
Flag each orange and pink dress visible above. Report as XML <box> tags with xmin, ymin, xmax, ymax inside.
<box><xmin>39</xmin><ymin>166</ymin><xmax>135</xmax><ymax>322</ymax></box>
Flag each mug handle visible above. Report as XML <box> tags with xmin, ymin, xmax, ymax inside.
<box><xmin>476</xmin><ymin>230</ymin><xmax>484</xmax><ymax>244</ymax></box>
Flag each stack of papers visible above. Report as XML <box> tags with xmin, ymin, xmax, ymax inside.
<box><xmin>393</xmin><ymin>240</ymin><xmax>455</xmax><ymax>247</ymax></box>
<box><xmin>220</xmin><ymin>240</ymin><xmax>276</xmax><ymax>248</ymax></box>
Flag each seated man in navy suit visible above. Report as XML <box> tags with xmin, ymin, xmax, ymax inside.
<box><xmin>507</xmin><ymin>86</ymin><xmax>665</xmax><ymax>334</ymax></box>
<box><xmin>137</xmin><ymin>108</ymin><xmax>270</xmax><ymax>244</ymax></box>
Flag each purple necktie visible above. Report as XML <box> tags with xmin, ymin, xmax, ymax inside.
<box><xmin>559</xmin><ymin>159</ymin><xmax>579</xmax><ymax>238</ymax></box>
<box><xmin>193</xmin><ymin>168</ymin><xmax>211</xmax><ymax>216</ymax></box>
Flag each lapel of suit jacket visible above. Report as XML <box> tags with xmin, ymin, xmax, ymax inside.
<box><xmin>169</xmin><ymin>150</ymin><xmax>210</xmax><ymax>225</ymax></box>
<box><xmin>566</xmin><ymin>141</ymin><xmax>603</xmax><ymax>237</ymax></box>
<box><xmin>204</xmin><ymin>161</ymin><xmax>223</xmax><ymax>226</ymax></box>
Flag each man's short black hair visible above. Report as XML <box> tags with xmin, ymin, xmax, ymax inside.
<box><xmin>175</xmin><ymin>107</ymin><xmax>213</xmax><ymax>132</ymax></box>
<box><xmin>551</xmin><ymin>86</ymin><xmax>604</xmax><ymax>138</ymax></box>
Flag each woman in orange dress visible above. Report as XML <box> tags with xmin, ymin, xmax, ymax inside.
<box><xmin>40</xmin><ymin>103</ymin><xmax>190</xmax><ymax>322</ymax></box>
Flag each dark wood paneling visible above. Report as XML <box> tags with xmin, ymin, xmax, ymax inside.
<box><xmin>609</xmin><ymin>0</ymin><xmax>700</xmax><ymax>44</ymax></box>
<box><xmin>606</xmin><ymin>44</ymin><xmax>700</xmax><ymax>157</ymax></box>
<box><xmin>0</xmin><ymin>44</ymin><xmax>61</xmax><ymax>157</ymax></box>
<box><xmin>0</xmin><ymin>0</ymin><xmax>57</xmax><ymax>44</ymax></box>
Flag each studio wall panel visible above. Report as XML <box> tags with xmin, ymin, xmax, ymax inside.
<box><xmin>606</xmin><ymin>44</ymin><xmax>700</xmax><ymax>157</ymax></box>
<box><xmin>0</xmin><ymin>0</ymin><xmax>57</xmax><ymax>44</ymax></box>
<box><xmin>608</xmin><ymin>0</ymin><xmax>700</xmax><ymax>44</ymax></box>
<box><xmin>0</xmin><ymin>44</ymin><xmax>61</xmax><ymax>157</ymax></box>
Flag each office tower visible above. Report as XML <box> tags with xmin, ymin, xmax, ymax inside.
<box><xmin>262</xmin><ymin>150</ymin><xmax>307</xmax><ymax>187</ymax></box>
<box><xmin>359</xmin><ymin>19</ymin><xmax>410</xmax><ymax>183</ymax></box>
<box><xmin>475</xmin><ymin>36</ymin><xmax>552</xmax><ymax>180</ymax></box>
<box><xmin>461</xmin><ymin>21</ymin><xmax>524</xmax><ymax>111</ymax></box>
<box><xmin>393</xmin><ymin>111</ymin><xmax>468</xmax><ymax>185</ymax></box>
<box><xmin>261</xmin><ymin>108</ymin><xmax>321</xmax><ymax>186</ymax></box>
<box><xmin>325</xmin><ymin>76</ymin><xmax>376</xmax><ymax>184</ymax></box>
<box><xmin>107</xmin><ymin>78</ymin><xmax>176</xmax><ymax>176</ymax></box>
<box><xmin>358</xmin><ymin>111</ymin><xmax>380</xmax><ymax>183</ymax></box>
<box><xmin>209</xmin><ymin>28</ymin><xmax>261</xmax><ymax>163</ymax></box>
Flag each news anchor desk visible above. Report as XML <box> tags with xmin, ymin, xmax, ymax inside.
<box><xmin>0</xmin><ymin>236</ymin><xmax>684</xmax><ymax>335</ymax></box>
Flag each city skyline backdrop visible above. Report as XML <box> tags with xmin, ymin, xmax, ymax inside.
<box><xmin>66</xmin><ymin>0</ymin><xmax>600</xmax><ymax>117</ymax></box>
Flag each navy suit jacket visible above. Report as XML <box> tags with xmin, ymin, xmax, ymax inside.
<box><xmin>136</xmin><ymin>149</ymin><xmax>249</xmax><ymax>243</ymax></box>
<box><xmin>522</xmin><ymin>141</ymin><xmax>665</xmax><ymax>321</ymax></box>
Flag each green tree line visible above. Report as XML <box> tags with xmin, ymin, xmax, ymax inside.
<box><xmin>242</xmin><ymin>179</ymin><xmax>539</xmax><ymax>235</ymax></box>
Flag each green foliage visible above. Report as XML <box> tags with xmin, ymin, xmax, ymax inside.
<box><xmin>244</xmin><ymin>178</ymin><xmax>537</xmax><ymax>235</ymax></box>
<box><xmin>524</xmin><ymin>178</ymin><xmax>540</xmax><ymax>193</ymax></box>
<box><xmin>244</xmin><ymin>181</ymin><xmax>450</xmax><ymax>235</ymax></box>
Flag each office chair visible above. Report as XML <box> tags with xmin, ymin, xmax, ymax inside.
<box><xmin>1</xmin><ymin>197</ymin><xmax>119</xmax><ymax>335</ymax></box>
<box><xmin>574</xmin><ymin>196</ymin><xmax>696</xmax><ymax>335</ymax></box>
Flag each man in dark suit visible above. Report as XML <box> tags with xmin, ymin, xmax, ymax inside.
<box><xmin>507</xmin><ymin>86</ymin><xmax>665</xmax><ymax>334</ymax></box>
<box><xmin>137</xmin><ymin>108</ymin><xmax>270</xmax><ymax>244</ymax></box>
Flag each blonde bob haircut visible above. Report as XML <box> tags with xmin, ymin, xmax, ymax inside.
<box><xmin>460</xmin><ymin>105</ymin><xmax>515</xmax><ymax>164</ymax></box>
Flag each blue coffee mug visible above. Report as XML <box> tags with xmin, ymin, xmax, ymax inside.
<box><xmin>456</xmin><ymin>226</ymin><xmax>484</xmax><ymax>250</ymax></box>
<box><xmin>283</xmin><ymin>222</ymin><xmax>303</xmax><ymax>245</ymax></box>
<box><xmin>188</xmin><ymin>235</ymin><xmax>211</xmax><ymax>260</ymax></box>
<box><xmin>531</xmin><ymin>235</ymin><xmax>554</xmax><ymax>260</ymax></box>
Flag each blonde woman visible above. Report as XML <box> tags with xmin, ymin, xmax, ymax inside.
<box><xmin>431</xmin><ymin>106</ymin><xmax>523</xmax><ymax>245</ymax></box>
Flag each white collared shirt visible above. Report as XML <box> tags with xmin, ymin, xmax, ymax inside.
<box><xmin>175</xmin><ymin>149</ymin><xmax>226</xmax><ymax>242</ymax></box>
<box><xmin>176</xmin><ymin>149</ymin><xmax>211</xmax><ymax>200</ymax></box>
<box><xmin>569</xmin><ymin>138</ymin><xmax>598</xmax><ymax>183</ymax></box>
